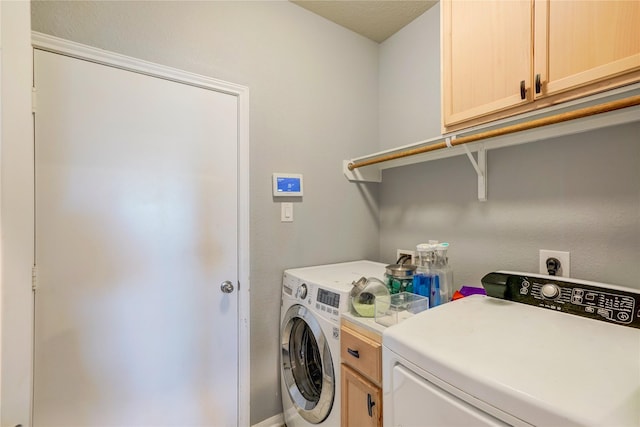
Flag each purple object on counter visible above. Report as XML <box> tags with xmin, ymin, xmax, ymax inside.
<box><xmin>459</xmin><ymin>286</ymin><xmax>486</xmax><ymax>297</ymax></box>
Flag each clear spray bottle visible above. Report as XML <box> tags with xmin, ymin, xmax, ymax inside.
<box><xmin>434</xmin><ymin>243</ymin><xmax>453</xmax><ymax>304</ymax></box>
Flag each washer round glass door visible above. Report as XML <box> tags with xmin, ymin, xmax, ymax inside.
<box><xmin>281</xmin><ymin>304</ymin><xmax>335</xmax><ymax>424</ymax></box>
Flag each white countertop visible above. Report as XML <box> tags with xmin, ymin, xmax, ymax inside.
<box><xmin>341</xmin><ymin>310</ymin><xmax>388</xmax><ymax>336</ymax></box>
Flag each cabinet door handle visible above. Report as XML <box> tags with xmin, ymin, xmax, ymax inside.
<box><xmin>520</xmin><ymin>80</ymin><xmax>526</xmax><ymax>100</ymax></box>
<box><xmin>535</xmin><ymin>74</ymin><xmax>542</xmax><ymax>94</ymax></box>
<box><xmin>347</xmin><ymin>348</ymin><xmax>360</xmax><ymax>358</ymax></box>
<box><xmin>367</xmin><ymin>393</ymin><xmax>376</xmax><ymax>417</ymax></box>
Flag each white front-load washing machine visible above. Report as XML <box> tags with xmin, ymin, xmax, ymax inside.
<box><xmin>280</xmin><ymin>260</ymin><xmax>386</xmax><ymax>427</ymax></box>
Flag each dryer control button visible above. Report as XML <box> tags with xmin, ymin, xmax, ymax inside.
<box><xmin>541</xmin><ymin>283</ymin><xmax>560</xmax><ymax>299</ymax></box>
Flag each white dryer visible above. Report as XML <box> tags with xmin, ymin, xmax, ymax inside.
<box><xmin>280</xmin><ymin>260</ymin><xmax>386</xmax><ymax>427</ymax></box>
<box><xmin>383</xmin><ymin>271</ymin><xmax>640</xmax><ymax>426</ymax></box>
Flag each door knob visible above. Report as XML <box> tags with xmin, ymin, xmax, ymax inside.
<box><xmin>220</xmin><ymin>281</ymin><xmax>234</xmax><ymax>294</ymax></box>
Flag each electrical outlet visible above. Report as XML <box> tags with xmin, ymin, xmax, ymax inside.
<box><xmin>396</xmin><ymin>249</ymin><xmax>416</xmax><ymax>265</ymax></box>
<box><xmin>539</xmin><ymin>250</ymin><xmax>570</xmax><ymax>277</ymax></box>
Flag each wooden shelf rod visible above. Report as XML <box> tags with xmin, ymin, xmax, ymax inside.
<box><xmin>347</xmin><ymin>95</ymin><xmax>640</xmax><ymax>171</ymax></box>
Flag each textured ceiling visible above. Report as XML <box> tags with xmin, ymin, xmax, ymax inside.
<box><xmin>291</xmin><ymin>1</ymin><xmax>438</xmax><ymax>43</ymax></box>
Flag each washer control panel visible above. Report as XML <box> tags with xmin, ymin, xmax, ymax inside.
<box><xmin>482</xmin><ymin>272</ymin><xmax>640</xmax><ymax>329</ymax></box>
<box><xmin>282</xmin><ymin>272</ymin><xmax>347</xmax><ymax>323</ymax></box>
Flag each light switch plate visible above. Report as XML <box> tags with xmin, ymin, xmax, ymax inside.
<box><xmin>281</xmin><ymin>202</ymin><xmax>293</xmax><ymax>222</ymax></box>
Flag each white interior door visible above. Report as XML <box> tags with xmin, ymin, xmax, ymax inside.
<box><xmin>33</xmin><ymin>49</ymin><xmax>239</xmax><ymax>426</ymax></box>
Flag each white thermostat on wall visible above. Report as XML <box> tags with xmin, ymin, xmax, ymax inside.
<box><xmin>272</xmin><ymin>173</ymin><xmax>303</xmax><ymax>197</ymax></box>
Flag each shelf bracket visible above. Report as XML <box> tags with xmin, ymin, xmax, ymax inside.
<box><xmin>461</xmin><ymin>143</ymin><xmax>487</xmax><ymax>202</ymax></box>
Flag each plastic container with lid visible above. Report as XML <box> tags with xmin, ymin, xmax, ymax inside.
<box><xmin>350</xmin><ymin>276</ymin><xmax>390</xmax><ymax>318</ymax></box>
<box><xmin>374</xmin><ymin>292</ymin><xmax>429</xmax><ymax>326</ymax></box>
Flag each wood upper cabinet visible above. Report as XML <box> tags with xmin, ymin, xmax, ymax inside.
<box><xmin>534</xmin><ymin>0</ymin><xmax>640</xmax><ymax>98</ymax></box>
<box><xmin>442</xmin><ymin>0</ymin><xmax>533</xmax><ymax>129</ymax></box>
<box><xmin>442</xmin><ymin>0</ymin><xmax>640</xmax><ymax>132</ymax></box>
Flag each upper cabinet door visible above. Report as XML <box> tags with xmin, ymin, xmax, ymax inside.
<box><xmin>442</xmin><ymin>0</ymin><xmax>640</xmax><ymax>133</ymax></box>
<box><xmin>534</xmin><ymin>0</ymin><xmax>640</xmax><ymax>98</ymax></box>
<box><xmin>442</xmin><ymin>0</ymin><xmax>533</xmax><ymax>129</ymax></box>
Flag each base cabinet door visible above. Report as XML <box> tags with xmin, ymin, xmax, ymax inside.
<box><xmin>341</xmin><ymin>364</ymin><xmax>382</xmax><ymax>427</ymax></box>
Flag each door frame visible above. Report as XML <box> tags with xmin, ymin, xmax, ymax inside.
<box><xmin>31</xmin><ymin>31</ymin><xmax>251</xmax><ymax>426</ymax></box>
<box><xmin>1</xmin><ymin>3</ymin><xmax>36</xmax><ymax>425</ymax></box>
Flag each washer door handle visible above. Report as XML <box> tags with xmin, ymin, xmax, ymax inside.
<box><xmin>220</xmin><ymin>281</ymin><xmax>234</xmax><ymax>294</ymax></box>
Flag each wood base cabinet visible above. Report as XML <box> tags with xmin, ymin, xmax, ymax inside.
<box><xmin>340</xmin><ymin>320</ymin><xmax>382</xmax><ymax>427</ymax></box>
<box><xmin>341</xmin><ymin>365</ymin><xmax>382</xmax><ymax>427</ymax></box>
<box><xmin>442</xmin><ymin>0</ymin><xmax>640</xmax><ymax>132</ymax></box>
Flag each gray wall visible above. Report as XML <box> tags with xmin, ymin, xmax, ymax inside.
<box><xmin>379</xmin><ymin>3</ymin><xmax>441</xmax><ymax>150</ymax></box>
<box><xmin>378</xmin><ymin>4</ymin><xmax>640</xmax><ymax>289</ymax></box>
<box><xmin>31</xmin><ymin>1</ymin><xmax>381</xmax><ymax>423</ymax></box>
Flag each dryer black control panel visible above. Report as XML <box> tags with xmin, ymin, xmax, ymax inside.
<box><xmin>481</xmin><ymin>271</ymin><xmax>640</xmax><ymax>329</ymax></box>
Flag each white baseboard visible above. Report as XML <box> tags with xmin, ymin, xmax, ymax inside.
<box><xmin>252</xmin><ymin>413</ymin><xmax>284</xmax><ymax>427</ymax></box>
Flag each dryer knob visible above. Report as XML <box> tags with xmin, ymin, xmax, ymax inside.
<box><xmin>297</xmin><ymin>283</ymin><xmax>308</xmax><ymax>300</ymax></box>
<box><xmin>541</xmin><ymin>283</ymin><xmax>560</xmax><ymax>299</ymax></box>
